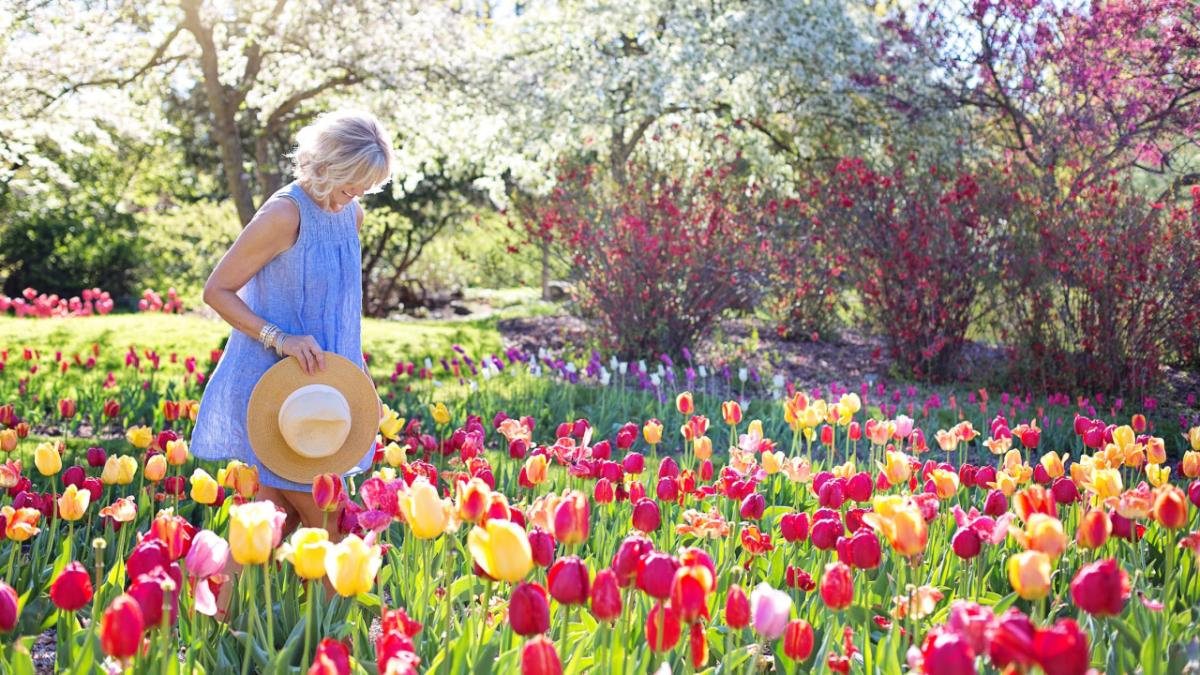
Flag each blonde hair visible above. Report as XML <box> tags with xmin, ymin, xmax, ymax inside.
<box><xmin>290</xmin><ymin>110</ymin><xmax>395</xmax><ymax>204</ymax></box>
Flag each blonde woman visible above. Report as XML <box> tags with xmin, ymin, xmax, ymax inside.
<box><xmin>192</xmin><ymin>110</ymin><xmax>393</xmax><ymax>534</ymax></box>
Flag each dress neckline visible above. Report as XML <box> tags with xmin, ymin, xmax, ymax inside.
<box><xmin>295</xmin><ymin>181</ymin><xmax>354</xmax><ymax>215</ymax></box>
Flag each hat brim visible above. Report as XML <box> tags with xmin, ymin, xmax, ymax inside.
<box><xmin>247</xmin><ymin>353</ymin><xmax>379</xmax><ymax>485</ymax></box>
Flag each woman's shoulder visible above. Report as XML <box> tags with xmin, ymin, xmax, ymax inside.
<box><xmin>242</xmin><ymin>193</ymin><xmax>302</xmax><ymax>258</ymax></box>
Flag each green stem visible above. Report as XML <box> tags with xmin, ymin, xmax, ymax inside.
<box><xmin>303</xmin><ymin>579</ymin><xmax>316</xmax><ymax>669</ymax></box>
<box><xmin>263</xmin><ymin>563</ymin><xmax>275</xmax><ymax>657</ymax></box>
<box><xmin>240</xmin><ymin>567</ymin><xmax>257</xmax><ymax>675</ymax></box>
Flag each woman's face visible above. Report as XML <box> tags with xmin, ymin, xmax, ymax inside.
<box><xmin>326</xmin><ymin>182</ymin><xmax>370</xmax><ymax>211</ymax></box>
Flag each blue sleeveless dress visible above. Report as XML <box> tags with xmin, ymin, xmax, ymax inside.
<box><xmin>190</xmin><ymin>181</ymin><xmax>375</xmax><ymax>491</ymax></box>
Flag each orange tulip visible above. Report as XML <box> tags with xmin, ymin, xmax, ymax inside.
<box><xmin>1153</xmin><ymin>485</ymin><xmax>1188</xmax><ymax>530</ymax></box>
<box><xmin>1008</xmin><ymin>551</ymin><xmax>1052</xmax><ymax>600</ymax></box>
<box><xmin>676</xmin><ymin>392</ymin><xmax>694</xmax><ymax>415</ymax></box>
<box><xmin>721</xmin><ymin>401</ymin><xmax>742</xmax><ymax>426</ymax></box>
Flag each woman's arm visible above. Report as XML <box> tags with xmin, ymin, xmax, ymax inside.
<box><xmin>202</xmin><ymin>198</ymin><xmax>327</xmax><ymax>375</ymax></box>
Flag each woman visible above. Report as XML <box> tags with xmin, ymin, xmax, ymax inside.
<box><xmin>191</xmin><ymin>109</ymin><xmax>394</xmax><ymax>535</ymax></box>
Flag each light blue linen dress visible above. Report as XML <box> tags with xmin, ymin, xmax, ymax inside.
<box><xmin>190</xmin><ymin>181</ymin><xmax>374</xmax><ymax>491</ymax></box>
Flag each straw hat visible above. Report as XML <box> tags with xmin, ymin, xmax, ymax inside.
<box><xmin>247</xmin><ymin>353</ymin><xmax>379</xmax><ymax>484</ymax></box>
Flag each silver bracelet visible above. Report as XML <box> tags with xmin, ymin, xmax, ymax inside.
<box><xmin>273</xmin><ymin>332</ymin><xmax>288</xmax><ymax>357</ymax></box>
<box><xmin>259</xmin><ymin>323</ymin><xmax>281</xmax><ymax>351</ymax></box>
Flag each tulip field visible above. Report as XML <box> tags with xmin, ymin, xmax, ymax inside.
<box><xmin>1</xmin><ymin>318</ymin><xmax>1200</xmax><ymax>674</ymax></box>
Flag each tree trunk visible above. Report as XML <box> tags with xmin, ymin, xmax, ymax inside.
<box><xmin>181</xmin><ymin>0</ymin><xmax>256</xmax><ymax>225</ymax></box>
<box><xmin>541</xmin><ymin>237</ymin><xmax>550</xmax><ymax>301</ymax></box>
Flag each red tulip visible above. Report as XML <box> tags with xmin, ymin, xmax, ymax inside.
<box><xmin>810</xmin><ymin>518</ymin><xmax>843</xmax><ymax>551</ymax></box>
<box><xmin>1033</xmin><ymin>619</ymin><xmax>1089</xmax><ymax>675</ymax></box>
<box><xmin>593</xmin><ymin>478</ymin><xmax>615</xmax><ymax>504</ymax></box>
<box><xmin>102</xmin><ymin>399</ymin><xmax>121</xmax><ymax>419</ymax></box>
<box><xmin>62</xmin><ymin>465</ymin><xmax>86</xmax><ymax>489</ymax></box>
<box><xmin>621</xmin><ymin>452</ymin><xmax>645</xmax><ymax>474</ymax></box>
<box><xmin>1110</xmin><ymin>511</ymin><xmax>1145</xmax><ymax>542</ymax></box>
<box><xmin>86</xmin><ymin>446</ymin><xmax>107</xmax><ymax>468</ymax></box>
<box><xmin>819</xmin><ymin>562</ymin><xmax>853</xmax><ymax>610</ymax></box>
<box><xmin>611</xmin><ymin>534</ymin><xmax>653</xmax><ymax>587</ymax></box>
<box><xmin>0</xmin><ymin>581</ymin><xmax>18</xmax><ymax>632</ymax></box>
<box><xmin>783</xmin><ymin>619</ymin><xmax>815</xmax><ymax>661</ymax></box>
<box><xmin>1153</xmin><ymin>486</ymin><xmax>1188</xmax><ymax>530</ymax></box>
<box><xmin>818</xmin><ymin>478</ymin><xmax>847</xmax><ymax>509</ymax></box>
<box><xmin>1051</xmin><ymin>477</ymin><xmax>1080</xmax><ymax>504</ymax></box>
<box><xmin>521</xmin><ymin>635</ymin><xmax>563</xmax><ymax>675</ymax></box>
<box><xmin>780</xmin><ymin>512</ymin><xmax>810</xmax><ymax>543</ymax></box>
<box><xmin>50</xmin><ymin>561</ymin><xmax>93</xmax><ymax>611</ymax></box>
<box><xmin>725</xmin><ymin>584</ymin><xmax>751</xmax><ymax>629</ymax></box>
<box><xmin>1189</xmin><ymin>480</ymin><xmax>1200</xmax><ymax>508</ymax></box>
<box><xmin>312</xmin><ymin>474</ymin><xmax>344</xmax><ymax>512</ymax></box>
<box><xmin>1076</xmin><ymin>509</ymin><xmax>1111</xmax><ymax>549</ymax></box>
<box><xmin>129</xmin><ymin>566</ymin><xmax>181</xmax><ymax>627</ymax></box>
<box><xmin>689</xmin><ymin>620</ymin><xmax>708</xmax><ymax>667</ymax></box>
<box><xmin>547</xmin><ymin>556</ymin><xmax>589</xmax><ymax>605</ymax></box>
<box><xmin>509</xmin><ymin>582</ymin><xmax>551</xmax><ymax>636</ymax></box>
<box><xmin>656</xmin><ymin>477</ymin><xmax>680</xmax><ymax>502</ymax></box>
<box><xmin>846</xmin><ymin>472</ymin><xmax>873</xmax><ymax>502</ymax></box>
<box><xmin>58</xmin><ymin>398</ymin><xmax>76</xmax><ymax>419</ymax></box>
<box><xmin>631</xmin><ymin>499</ymin><xmax>661</xmax><ymax>533</ymax></box>
<box><xmin>615</xmin><ymin>423</ymin><xmax>638</xmax><ymax>449</ymax></box>
<box><xmin>589</xmin><ymin>568</ymin><xmax>622</xmax><ymax>623</ymax></box>
<box><xmin>527</xmin><ymin>527</ymin><xmax>556</xmax><ymax>568</ymax></box>
<box><xmin>983</xmin><ymin>489</ymin><xmax>1007</xmax><ymax>517</ymax></box>
<box><xmin>739</xmin><ymin>492</ymin><xmax>765</xmax><ymax>520</ymax></box>
<box><xmin>637</xmin><ymin>552</ymin><xmax>680</xmax><ymax>600</ymax></box>
<box><xmin>919</xmin><ymin>626</ymin><xmax>975</xmax><ymax>675</ymax></box>
<box><xmin>699</xmin><ymin>459</ymin><xmax>714</xmax><ymax>481</ymax></box>
<box><xmin>100</xmin><ymin>594</ymin><xmax>145</xmax><ymax>660</ymax></box>
<box><xmin>309</xmin><ymin>637</ymin><xmax>352</xmax><ymax>675</ymax></box>
<box><xmin>127</xmin><ymin>538</ymin><xmax>170</xmax><ymax>581</ymax></box>
<box><xmin>645</xmin><ymin>602</ymin><xmax>682</xmax><ymax>652</ymax></box>
<box><xmin>1069</xmin><ymin>559</ymin><xmax>1130</xmax><ymax>617</ymax></box>
<box><xmin>952</xmin><ymin>527</ymin><xmax>982</xmax><ymax>559</ymax></box>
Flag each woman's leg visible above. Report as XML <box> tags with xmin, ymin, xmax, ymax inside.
<box><xmin>214</xmin><ymin>486</ymin><xmax>299</xmax><ymax>620</ymax></box>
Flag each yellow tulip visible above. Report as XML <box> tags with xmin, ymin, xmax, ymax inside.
<box><xmin>165</xmin><ymin>439</ymin><xmax>189</xmax><ymax>466</ymax></box>
<box><xmin>398</xmin><ymin>478</ymin><xmax>450</xmax><ymax>539</ymax></box>
<box><xmin>747</xmin><ymin>419</ymin><xmax>763</xmax><ymax>440</ymax></box>
<box><xmin>34</xmin><ymin>442</ymin><xmax>61</xmax><ymax>476</ymax></box>
<box><xmin>988</xmin><ymin>470</ymin><xmax>1018</xmax><ymax>497</ymax></box>
<box><xmin>57</xmin><ymin>484</ymin><xmax>90</xmax><ymax>521</ymax></box>
<box><xmin>838</xmin><ymin>393</ymin><xmax>861</xmax><ymax>415</ymax></box>
<box><xmin>218</xmin><ymin>460</ymin><xmax>260</xmax><ymax>499</ymax></box>
<box><xmin>430</xmin><ymin>402</ymin><xmax>450</xmax><ymax>426</ymax></box>
<box><xmin>1146</xmin><ymin>437</ymin><xmax>1166</xmax><ymax>465</ymax></box>
<box><xmin>693</xmin><ymin>436</ymin><xmax>712</xmax><ymax>462</ymax></box>
<box><xmin>643</xmin><ymin>420</ymin><xmax>663</xmax><ymax>445</ymax></box>
<box><xmin>832</xmin><ymin>461</ymin><xmax>856</xmax><ymax>480</ymax></box>
<box><xmin>229</xmin><ymin>501</ymin><xmax>283</xmax><ymax>565</ymax></box>
<box><xmin>863</xmin><ymin>497</ymin><xmax>927</xmax><ymax>558</ymax></box>
<box><xmin>190</xmin><ymin>468</ymin><xmax>219</xmax><ymax>505</ymax></box>
<box><xmin>280</xmin><ymin>528</ymin><xmax>330</xmax><ymax>580</ymax></box>
<box><xmin>125</xmin><ymin>425</ymin><xmax>153</xmax><ymax>449</ymax></box>
<box><xmin>1183</xmin><ymin>451</ymin><xmax>1200</xmax><ymax>479</ymax></box>
<box><xmin>523</xmin><ymin>454</ymin><xmax>548</xmax><ymax>487</ymax></box>
<box><xmin>101</xmin><ymin>455</ymin><xmax>137</xmax><ymax>485</ymax></box>
<box><xmin>467</xmin><ymin>519</ymin><xmax>533</xmax><ymax>583</ymax></box>
<box><xmin>877</xmin><ymin>451</ymin><xmax>912</xmax><ymax>486</ymax></box>
<box><xmin>1112</xmin><ymin>425</ymin><xmax>1135</xmax><ymax>452</ymax></box>
<box><xmin>1008</xmin><ymin>551</ymin><xmax>1052</xmax><ymax>600</ymax></box>
<box><xmin>1039</xmin><ymin>452</ymin><xmax>1066</xmax><ymax>480</ymax></box>
<box><xmin>383</xmin><ymin>441</ymin><xmax>407</xmax><ymax>467</ymax></box>
<box><xmin>144</xmin><ymin>454</ymin><xmax>167</xmax><ymax>482</ymax></box>
<box><xmin>1</xmin><ymin>505</ymin><xmax>41</xmax><ymax>542</ymax></box>
<box><xmin>930</xmin><ymin>469</ymin><xmax>959</xmax><ymax>499</ymax></box>
<box><xmin>1019</xmin><ymin>514</ymin><xmax>1067</xmax><ymax>559</ymax></box>
<box><xmin>1187</xmin><ymin>426</ymin><xmax>1200</xmax><ymax>452</ymax></box>
<box><xmin>0</xmin><ymin>429</ymin><xmax>17</xmax><ymax>452</ymax></box>
<box><xmin>1147</xmin><ymin>463</ymin><xmax>1171</xmax><ymax>488</ymax></box>
<box><xmin>761</xmin><ymin>451</ymin><xmax>783</xmax><ymax>475</ymax></box>
<box><xmin>379</xmin><ymin>405</ymin><xmax>404</xmax><ymax>440</ymax></box>
<box><xmin>325</xmin><ymin>534</ymin><xmax>382</xmax><ymax>596</ymax></box>
<box><xmin>1086</xmin><ymin>468</ymin><xmax>1123</xmax><ymax>501</ymax></box>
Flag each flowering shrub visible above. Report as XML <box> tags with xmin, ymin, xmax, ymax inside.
<box><xmin>801</xmin><ymin>155</ymin><xmax>997</xmax><ymax>381</ymax></box>
<box><xmin>525</xmin><ymin>156</ymin><xmax>777</xmax><ymax>358</ymax></box>
<box><xmin>137</xmin><ymin>288</ymin><xmax>184</xmax><ymax>314</ymax></box>
<box><xmin>0</xmin><ymin>287</ymin><xmax>114</xmax><ymax>318</ymax></box>
<box><xmin>993</xmin><ymin>170</ymin><xmax>1200</xmax><ymax>395</ymax></box>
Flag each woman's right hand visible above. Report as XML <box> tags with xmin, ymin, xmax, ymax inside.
<box><xmin>280</xmin><ymin>334</ymin><xmax>326</xmax><ymax>375</ymax></box>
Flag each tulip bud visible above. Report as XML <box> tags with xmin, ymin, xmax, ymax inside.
<box><xmin>676</xmin><ymin>392</ymin><xmax>694</xmax><ymax>415</ymax></box>
<box><xmin>611</xmin><ymin>534</ymin><xmax>652</xmax><ymax>587</ymax></box>
<box><xmin>552</xmin><ymin>491</ymin><xmax>589</xmax><ymax>546</ymax></box>
<box><xmin>521</xmin><ymin>635</ymin><xmax>562</xmax><ymax>675</ymax></box>
<box><xmin>656</xmin><ymin>476</ymin><xmax>680</xmax><ymax>502</ymax></box>
<box><xmin>85</xmin><ymin>446</ymin><xmax>107</xmax><ymax>468</ymax></box>
<box><xmin>547</xmin><ymin>556</ymin><xmax>589</xmax><ymax>605</ymax></box>
<box><xmin>50</xmin><ymin>561</ymin><xmax>94</xmax><ymax>611</ymax></box>
<box><xmin>621</xmin><ymin>452</ymin><xmax>645</xmax><ymax>474</ymax></box>
<box><xmin>593</xmin><ymin>478</ymin><xmax>615</xmax><ymax>504</ymax></box>
<box><xmin>1070</xmin><ymin>559</ymin><xmax>1130</xmax><ymax>617</ymax></box>
<box><xmin>1153</xmin><ymin>485</ymin><xmax>1188</xmax><ymax>529</ymax></box>
<box><xmin>983</xmin><ymin>489</ymin><xmax>1008</xmax><ymax>517</ymax></box>
<box><xmin>739</xmin><ymin>493</ymin><xmax>766</xmax><ymax>520</ymax></box>
<box><xmin>631</xmin><ymin>499</ymin><xmax>661</xmax><ymax>533</ymax></box>
<box><xmin>1007</xmin><ymin>551</ymin><xmax>1052</xmax><ymax>600</ymax></box>
<box><xmin>637</xmin><ymin>552</ymin><xmax>680</xmax><ymax>600</ymax></box>
<box><xmin>509</xmin><ymin>582</ymin><xmax>551</xmax><ymax>636</ymax></box>
<box><xmin>670</xmin><ymin>564</ymin><xmax>714</xmax><ymax>623</ymax></box>
<box><xmin>58</xmin><ymin>398</ymin><xmax>77</xmax><ymax>419</ymax></box>
<box><xmin>100</xmin><ymin>594</ymin><xmax>145</xmax><ymax>659</ymax></box>
<box><xmin>820</xmin><ymin>562</ymin><xmax>853</xmax><ymax>610</ymax></box>
<box><xmin>0</xmin><ymin>582</ymin><xmax>18</xmax><ymax>632</ymax></box>
<box><xmin>810</xmin><ymin>518</ymin><xmax>843</xmax><ymax>551</ymax></box>
<box><xmin>779</xmin><ymin>512</ymin><xmax>810</xmax><ymax>543</ymax></box>
<box><xmin>724</xmin><ymin>584</ymin><xmax>751</xmax><ymax>629</ymax></box>
<box><xmin>589</xmin><ymin>568</ymin><xmax>622</xmax><ymax>623</ymax></box>
<box><xmin>783</xmin><ymin>619</ymin><xmax>815</xmax><ymax>661</ymax></box>
<box><xmin>750</xmin><ymin>582</ymin><xmax>792</xmax><ymax>640</ymax></box>
<box><xmin>527</xmin><ymin>527</ymin><xmax>555</xmax><ymax>568</ymax></box>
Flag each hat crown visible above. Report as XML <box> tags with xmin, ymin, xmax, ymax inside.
<box><xmin>277</xmin><ymin>384</ymin><xmax>352</xmax><ymax>458</ymax></box>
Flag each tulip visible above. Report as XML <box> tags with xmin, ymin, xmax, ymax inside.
<box><xmin>218</xmin><ymin>460</ymin><xmax>259</xmax><ymax>499</ymax></box>
<box><xmin>325</xmin><ymin>534</ymin><xmax>382</xmax><ymax>597</ymax></box>
<box><xmin>930</xmin><ymin>469</ymin><xmax>960</xmax><ymax>499</ymax></box>
<box><xmin>34</xmin><ymin>442</ymin><xmax>61</xmax><ymax>476</ymax></box>
<box><xmin>547</xmin><ymin>556</ymin><xmax>589</xmax><ymax>605</ymax></box>
<box><xmin>722</xmin><ymin>401</ymin><xmax>743</xmax><ymax>425</ymax></box>
<box><xmin>125</xmin><ymin>425</ymin><xmax>153</xmax><ymax>449</ymax></box>
<box><xmin>100</xmin><ymin>594</ymin><xmax>145</xmax><ymax>659</ymax></box>
<box><xmin>1034</xmin><ymin>618</ymin><xmax>1090</xmax><ymax>675</ymax></box>
<box><xmin>1007</xmin><ymin>551</ymin><xmax>1052</xmax><ymax>600</ymax></box>
<box><xmin>2</xmin><ymin>506</ymin><xmax>41</xmax><ymax>541</ymax></box>
<box><xmin>190</xmin><ymin>468</ymin><xmax>219</xmax><ymax>505</ymax></box>
<box><xmin>0</xmin><ymin>429</ymin><xmax>17</xmax><ymax>453</ymax></box>
<box><xmin>311</xmin><ymin>473</ymin><xmax>344</xmax><ymax>512</ymax></box>
<box><xmin>671</xmin><ymin>564</ymin><xmax>714</xmax><ymax>623</ymax></box>
<box><xmin>430</xmin><ymin>402</ymin><xmax>450</xmax><ymax>425</ymax></box>
<box><xmin>101</xmin><ymin>455</ymin><xmax>137</xmax><ymax>485</ymax></box>
<box><xmin>1019</xmin><ymin>514</ymin><xmax>1067</xmax><ymax>559</ymax></box>
<box><xmin>552</xmin><ymin>490</ymin><xmax>589</xmax><ymax>546</ymax></box>
<box><xmin>919</xmin><ymin>627</ymin><xmax>975</xmax><ymax>675</ymax></box>
<box><xmin>1070</xmin><ymin>559</ymin><xmax>1130</xmax><ymax>617</ymax></box>
<box><xmin>841</xmin><ymin>530</ymin><xmax>882</xmax><ymax>569</ymax></box>
<box><xmin>952</xmin><ymin>527</ymin><xmax>982</xmax><ymax>559</ymax></box>
<box><xmin>989</xmin><ymin>608</ymin><xmax>1036</xmax><ymax>670</ymax></box>
<box><xmin>725</xmin><ymin>585</ymin><xmax>751</xmax><ymax>629</ymax></box>
<box><xmin>780</xmin><ymin>512</ymin><xmax>810</xmax><ymax>543</ymax></box>
<box><xmin>676</xmin><ymin>391</ymin><xmax>694</xmax><ymax>415</ymax></box>
<box><xmin>611</xmin><ymin>535</ymin><xmax>652</xmax><ymax>587</ymax></box>
<box><xmin>740</xmin><ymin>492</ymin><xmax>766</xmax><ymax>520</ymax></box>
<box><xmin>229</xmin><ymin>501</ymin><xmax>285</xmax><ymax>566</ymax></box>
<box><xmin>468</xmin><ymin>519</ymin><xmax>534</xmax><ymax>583</ymax></box>
<box><xmin>310</xmin><ymin>638</ymin><xmax>352</xmax><ymax>675</ymax></box>
<box><xmin>398</xmin><ymin>478</ymin><xmax>450</xmax><ymax>539</ymax></box>
<box><xmin>819</xmin><ymin>562</ymin><xmax>853</xmax><ymax>610</ymax></box>
<box><xmin>50</xmin><ymin>561</ymin><xmax>93</xmax><ymax>611</ymax></box>
<box><xmin>57</xmin><ymin>484</ymin><xmax>90</xmax><ymax>521</ymax></box>
<box><xmin>528</xmin><ymin>527</ymin><xmax>556</xmax><ymax>568</ymax></box>
<box><xmin>637</xmin><ymin>552</ymin><xmax>680</xmax><ymax>599</ymax></box>
<box><xmin>86</xmin><ymin>446</ymin><xmax>107</xmax><ymax>468</ymax></box>
<box><xmin>185</xmin><ymin>530</ymin><xmax>229</xmax><ymax>579</ymax></box>
<box><xmin>862</xmin><ymin>497</ymin><xmax>927</xmax><ymax>558</ymax></box>
<box><xmin>521</xmin><ymin>635</ymin><xmax>563</xmax><ymax>675</ymax></box>
<box><xmin>1153</xmin><ymin>485</ymin><xmax>1188</xmax><ymax>529</ymax></box>
<box><xmin>646</xmin><ymin>602</ymin><xmax>682</xmax><ymax>652</ymax></box>
<box><xmin>142</xmin><ymin>454</ymin><xmax>167</xmax><ymax>482</ymax></box>
<box><xmin>510</xmin><ymin>582</ymin><xmax>551</xmax><ymax>636</ymax></box>
<box><xmin>589</xmin><ymin>568</ymin><xmax>622</xmax><ymax>623</ymax></box>
<box><xmin>631</xmin><ymin>499</ymin><xmax>661</xmax><ymax>533</ymax></box>
<box><xmin>879</xmin><ymin>451</ymin><xmax>912</xmax><ymax>486</ymax></box>
<box><xmin>1074</xmin><ymin>509</ymin><xmax>1110</xmax><ymax>550</ymax></box>
<box><xmin>281</xmin><ymin>528</ymin><xmax>331</xmax><ymax>580</ymax></box>
<box><xmin>0</xmin><ymin>582</ymin><xmax>18</xmax><ymax>632</ymax></box>
<box><xmin>783</xmin><ymin>619</ymin><xmax>815</xmax><ymax>661</ymax></box>
<box><xmin>810</xmin><ymin>517</ymin><xmax>843</xmax><ymax>551</ymax></box>
<box><xmin>750</xmin><ymin>582</ymin><xmax>792</xmax><ymax>640</ymax></box>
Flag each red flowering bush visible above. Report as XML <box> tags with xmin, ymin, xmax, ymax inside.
<box><xmin>992</xmin><ymin>170</ymin><xmax>1200</xmax><ymax>395</ymax></box>
<box><xmin>525</xmin><ymin>156</ymin><xmax>777</xmax><ymax>358</ymax></box>
<box><xmin>800</xmin><ymin>155</ymin><xmax>999</xmax><ymax>381</ymax></box>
